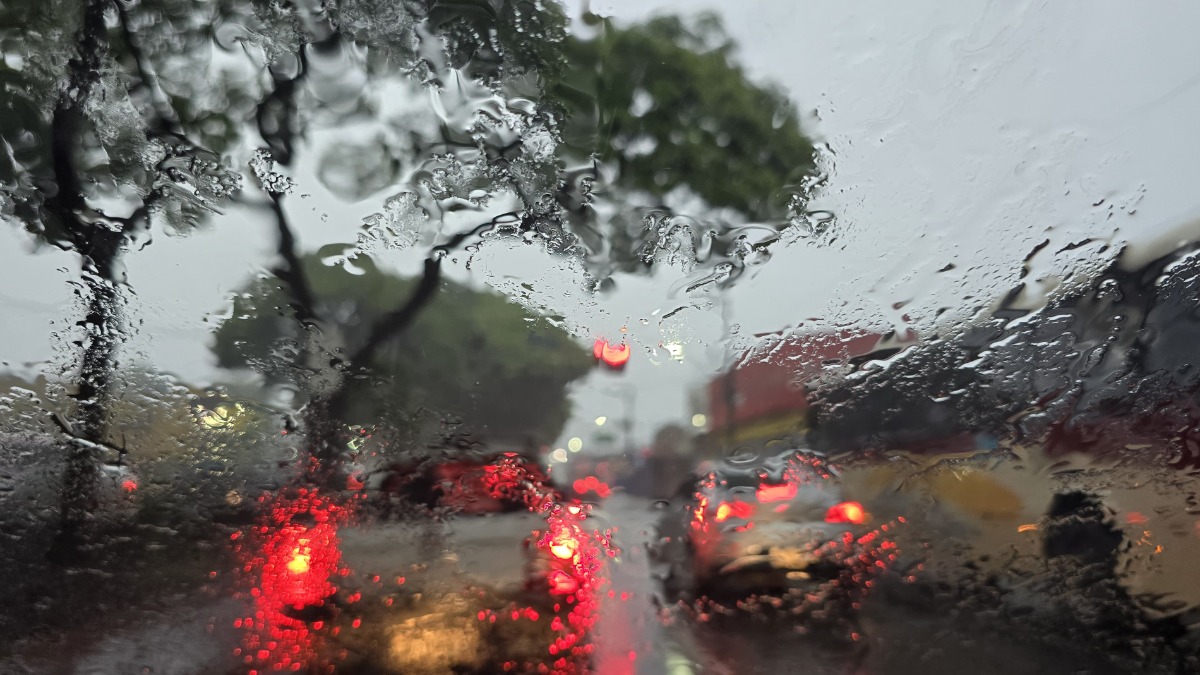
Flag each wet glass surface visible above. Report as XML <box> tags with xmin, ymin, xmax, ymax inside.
<box><xmin>2</xmin><ymin>1</ymin><xmax>1200</xmax><ymax>673</ymax></box>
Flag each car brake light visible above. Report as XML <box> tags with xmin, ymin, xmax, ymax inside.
<box><xmin>549</xmin><ymin>536</ymin><xmax>577</xmax><ymax>560</ymax></box>
<box><xmin>286</xmin><ymin>547</ymin><xmax>311</xmax><ymax>575</ymax></box>
<box><xmin>756</xmin><ymin>482</ymin><xmax>797</xmax><ymax>503</ymax></box>
<box><xmin>825</xmin><ymin>501</ymin><xmax>866</xmax><ymax>524</ymax></box>
<box><xmin>573</xmin><ymin>475</ymin><xmax>612</xmax><ymax>498</ymax></box>
<box><xmin>714</xmin><ymin>500</ymin><xmax>755</xmax><ymax>522</ymax></box>
<box><xmin>549</xmin><ymin>570</ymin><xmax>579</xmax><ymax>595</ymax></box>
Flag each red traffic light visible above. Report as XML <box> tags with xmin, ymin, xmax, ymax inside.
<box><xmin>593</xmin><ymin>338</ymin><xmax>630</xmax><ymax>368</ymax></box>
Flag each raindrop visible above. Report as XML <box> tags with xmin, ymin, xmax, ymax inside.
<box><xmin>725</xmin><ymin>446</ymin><xmax>760</xmax><ymax>465</ymax></box>
<box><xmin>250</xmin><ymin>149</ymin><xmax>296</xmax><ymax>195</ymax></box>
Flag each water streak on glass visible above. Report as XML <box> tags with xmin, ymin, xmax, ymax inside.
<box><xmin>1</xmin><ymin>1</ymin><xmax>1200</xmax><ymax>673</ymax></box>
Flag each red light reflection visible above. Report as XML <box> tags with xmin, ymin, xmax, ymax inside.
<box><xmin>463</xmin><ymin>454</ymin><xmax>618</xmax><ymax>674</ymax></box>
<box><xmin>232</xmin><ymin>487</ymin><xmax>354</xmax><ymax>674</ymax></box>
<box><xmin>531</xmin><ymin>501</ymin><xmax>615</xmax><ymax>674</ymax></box>
<box><xmin>714</xmin><ymin>500</ymin><xmax>755</xmax><ymax>522</ymax></box>
<box><xmin>825</xmin><ymin>501</ymin><xmax>866</xmax><ymax>525</ymax></box>
<box><xmin>756</xmin><ymin>482</ymin><xmax>797</xmax><ymax>503</ymax></box>
<box><xmin>571</xmin><ymin>475</ymin><xmax>612</xmax><ymax>499</ymax></box>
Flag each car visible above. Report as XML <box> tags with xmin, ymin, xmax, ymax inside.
<box><xmin>364</xmin><ymin>445</ymin><xmax>596</xmax><ymax>595</ymax></box>
<box><xmin>651</xmin><ymin>450</ymin><xmax>875</xmax><ymax>603</ymax></box>
<box><xmin>368</xmin><ymin>445</ymin><xmax>559</xmax><ymax>516</ymax></box>
<box><xmin>0</xmin><ymin>432</ymin><xmax>142</xmax><ymax>519</ymax></box>
<box><xmin>356</xmin><ymin>450</ymin><xmax>609</xmax><ymax>672</ymax></box>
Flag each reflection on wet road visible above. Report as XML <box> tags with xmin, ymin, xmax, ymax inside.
<box><xmin>2</xmin><ymin>476</ymin><xmax>1195</xmax><ymax>674</ymax></box>
<box><xmin>592</xmin><ymin>492</ymin><xmax>1175</xmax><ymax>675</ymax></box>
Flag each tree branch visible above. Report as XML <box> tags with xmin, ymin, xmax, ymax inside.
<box><xmin>45</xmin><ymin>0</ymin><xmax>131</xmax><ymax>270</ymax></box>
<box><xmin>268</xmin><ymin>193</ymin><xmax>320</xmax><ymax>327</ymax></box>
<box><xmin>320</xmin><ymin>256</ymin><xmax>441</xmax><ymax>426</ymax></box>
<box><xmin>49</xmin><ymin>411</ymin><xmax>127</xmax><ymax>459</ymax></box>
<box><xmin>251</xmin><ymin>36</ymin><xmax>324</xmax><ymax>327</ymax></box>
<box><xmin>45</xmin><ymin>7</ymin><xmax>100</xmax><ymax>233</ymax></box>
<box><xmin>346</xmin><ymin>256</ymin><xmax>442</xmax><ymax>371</ymax></box>
<box><xmin>317</xmin><ymin>213</ymin><xmax>522</xmax><ymax>425</ymax></box>
<box><xmin>114</xmin><ymin>0</ymin><xmax>183</xmax><ymax>136</ymax></box>
<box><xmin>344</xmin><ymin>211</ymin><xmax>521</xmax><ymax>371</ymax></box>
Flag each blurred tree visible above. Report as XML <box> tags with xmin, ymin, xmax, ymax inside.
<box><xmin>1</xmin><ymin>0</ymin><xmax>819</xmax><ymax>520</ymax></box>
<box><xmin>0</xmin><ymin>0</ymin><xmax>244</xmax><ymax>549</ymax></box>
<box><xmin>546</xmin><ymin>13</ymin><xmax>818</xmax><ymax>278</ymax></box>
<box><xmin>212</xmin><ymin>253</ymin><xmax>592</xmax><ymax>446</ymax></box>
<box><xmin>555</xmin><ymin>13</ymin><xmax>814</xmax><ymax>221</ymax></box>
<box><xmin>213</xmin><ymin>3</ymin><xmax>820</xmax><ymax>466</ymax></box>
<box><xmin>387</xmin><ymin>9</ymin><xmax>820</xmax><ymax>277</ymax></box>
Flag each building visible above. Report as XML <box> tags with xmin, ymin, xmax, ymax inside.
<box><xmin>701</xmin><ymin>328</ymin><xmax>918</xmax><ymax>454</ymax></box>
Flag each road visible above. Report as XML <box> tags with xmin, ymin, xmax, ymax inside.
<box><xmin>588</xmin><ymin>494</ymin><xmax>1194</xmax><ymax>675</ymax></box>
<box><xmin>1</xmin><ymin>493</ymin><xmax>1194</xmax><ymax>674</ymax></box>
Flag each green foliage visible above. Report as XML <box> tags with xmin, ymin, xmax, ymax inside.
<box><xmin>553</xmin><ymin>13</ymin><xmax>815</xmax><ymax>221</ymax></box>
<box><xmin>213</xmin><ymin>253</ymin><xmax>592</xmax><ymax>444</ymax></box>
<box><xmin>431</xmin><ymin>0</ymin><xmax>569</xmax><ymax>86</ymax></box>
<box><xmin>3</xmin><ymin>0</ymin><xmax>815</xmax><ymax>247</ymax></box>
<box><xmin>0</xmin><ymin>0</ymin><xmax>77</xmax><ymax>242</ymax></box>
<box><xmin>4</xmin><ymin>0</ymin><xmax>815</xmax><ymax>434</ymax></box>
<box><xmin>0</xmin><ymin>0</ymin><xmax>251</xmax><ymax>245</ymax></box>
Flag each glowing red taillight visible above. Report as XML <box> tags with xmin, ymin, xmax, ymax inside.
<box><xmin>714</xmin><ymin>500</ymin><xmax>755</xmax><ymax>522</ymax></box>
<box><xmin>549</xmin><ymin>537</ymin><xmax>577</xmax><ymax>560</ymax></box>
<box><xmin>756</xmin><ymin>482</ymin><xmax>797</xmax><ymax>503</ymax></box>
<box><xmin>715</xmin><ymin>503</ymin><xmax>730</xmax><ymax>522</ymax></box>
<box><xmin>824</xmin><ymin>501</ymin><xmax>866</xmax><ymax>525</ymax></box>
<box><xmin>573</xmin><ymin>475</ymin><xmax>613</xmax><ymax>498</ymax></box>
<box><xmin>549</xmin><ymin>569</ymin><xmax>579</xmax><ymax>595</ymax></box>
<box><xmin>286</xmin><ymin>547</ymin><xmax>311</xmax><ymax>575</ymax></box>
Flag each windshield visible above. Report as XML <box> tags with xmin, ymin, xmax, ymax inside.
<box><xmin>2</xmin><ymin>1</ymin><xmax>1199</xmax><ymax>673</ymax></box>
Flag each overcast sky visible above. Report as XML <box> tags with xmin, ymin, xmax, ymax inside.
<box><xmin>4</xmin><ymin>1</ymin><xmax>1200</xmax><ymax>455</ymax></box>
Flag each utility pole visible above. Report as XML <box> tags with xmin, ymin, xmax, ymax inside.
<box><xmin>598</xmin><ymin>383</ymin><xmax>637</xmax><ymax>457</ymax></box>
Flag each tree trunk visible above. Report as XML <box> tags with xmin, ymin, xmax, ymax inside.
<box><xmin>304</xmin><ymin>395</ymin><xmax>343</xmax><ymax>481</ymax></box>
<box><xmin>48</xmin><ymin>0</ymin><xmax>124</xmax><ymax>558</ymax></box>
<box><xmin>58</xmin><ymin>260</ymin><xmax>123</xmax><ymax>540</ymax></box>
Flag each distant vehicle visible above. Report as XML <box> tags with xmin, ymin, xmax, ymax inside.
<box><xmin>345</xmin><ymin>447</ymin><xmax>607</xmax><ymax>670</ymax></box>
<box><xmin>651</xmin><ymin>451</ymin><xmax>873</xmax><ymax>601</ymax></box>
<box><xmin>99</xmin><ymin>462</ymin><xmax>138</xmax><ymax>493</ymax></box>
<box><xmin>367</xmin><ymin>448</ymin><xmax>588</xmax><ymax>593</ymax></box>
<box><xmin>371</xmin><ymin>450</ymin><xmax>560</xmax><ymax>515</ymax></box>
<box><xmin>0</xmin><ymin>432</ymin><xmax>141</xmax><ymax>518</ymax></box>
